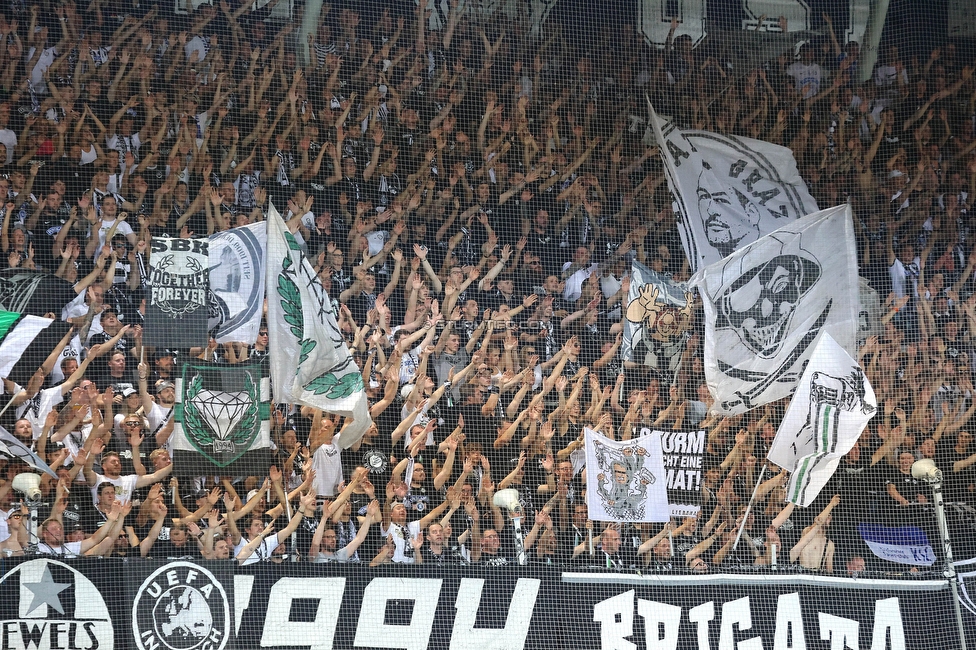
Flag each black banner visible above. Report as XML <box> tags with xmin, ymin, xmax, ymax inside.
<box><xmin>145</xmin><ymin>237</ymin><xmax>210</xmax><ymax>348</ymax></box>
<box><xmin>1</xmin><ymin>558</ymin><xmax>975</xmax><ymax>649</ymax></box>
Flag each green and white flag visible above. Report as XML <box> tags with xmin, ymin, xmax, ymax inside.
<box><xmin>266</xmin><ymin>202</ymin><xmax>372</xmax><ymax>448</ymax></box>
<box><xmin>767</xmin><ymin>333</ymin><xmax>877</xmax><ymax>506</ymax></box>
<box><xmin>0</xmin><ymin>310</ymin><xmax>71</xmax><ymax>387</ymax></box>
<box><xmin>172</xmin><ymin>360</ymin><xmax>273</xmax><ymax>476</ymax></box>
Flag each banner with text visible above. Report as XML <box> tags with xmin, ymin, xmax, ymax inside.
<box><xmin>635</xmin><ymin>426</ymin><xmax>706</xmax><ymax>518</ymax></box>
<box><xmin>0</xmin><ymin>559</ymin><xmax>974</xmax><ymax>649</ymax></box>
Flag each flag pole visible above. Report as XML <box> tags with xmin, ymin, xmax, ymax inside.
<box><xmin>732</xmin><ymin>463</ymin><xmax>767</xmax><ymax>552</ymax></box>
<box><xmin>0</xmin><ymin>392</ymin><xmax>19</xmax><ymax>420</ymax></box>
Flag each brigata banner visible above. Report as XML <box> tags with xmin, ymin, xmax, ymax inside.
<box><xmin>1</xmin><ymin>558</ymin><xmax>975</xmax><ymax>649</ymax></box>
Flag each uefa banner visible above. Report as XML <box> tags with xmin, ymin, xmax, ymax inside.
<box><xmin>1</xmin><ymin>558</ymin><xmax>975</xmax><ymax>649</ymax></box>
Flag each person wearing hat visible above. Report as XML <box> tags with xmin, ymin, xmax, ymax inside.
<box><xmin>0</xmin><ymin>503</ymin><xmax>27</xmax><ymax>557</ymax></box>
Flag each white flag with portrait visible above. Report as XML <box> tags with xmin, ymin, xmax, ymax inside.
<box><xmin>692</xmin><ymin>204</ymin><xmax>859</xmax><ymax>415</ymax></box>
<box><xmin>647</xmin><ymin>102</ymin><xmax>819</xmax><ymax>274</ymax></box>
<box><xmin>584</xmin><ymin>428</ymin><xmax>670</xmax><ymax>523</ymax></box>
<box><xmin>768</xmin><ymin>333</ymin><xmax>877</xmax><ymax>506</ymax></box>
<box><xmin>209</xmin><ymin>222</ymin><xmax>267</xmax><ymax>344</ymax></box>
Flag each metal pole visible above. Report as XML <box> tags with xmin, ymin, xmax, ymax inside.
<box><xmin>297</xmin><ymin>0</ymin><xmax>324</xmax><ymax>68</ymax></box>
<box><xmin>856</xmin><ymin>0</ymin><xmax>892</xmax><ymax>84</ymax></box>
<box><xmin>930</xmin><ymin>478</ymin><xmax>969</xmax><ymax>650</ymax></box>
<box><xmin>0</xmin><ymin>393</ymin><xmax>20</xmax><ymax>420</ymax></box>
<box><xmin>733</xmin><ymin>463</ymin><xmax>767</xmax><ymax>552</ymax></box>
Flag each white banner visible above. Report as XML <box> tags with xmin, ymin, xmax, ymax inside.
<box><xmin>768</xmin><ymin>333</ymin><xmax>877</xmax><ymax>506</ymax></box>
<box><xmin>693</xmin><ymin>204</ymin><xmax>860</xmax><ymax>415</ymax></box>
<box><xmin>648</xmin><ymin>103</ymin><xmax>819</xmax><ymax>274</ymax></box>
<box><xmin>584</xmin><ymin>428</ymin><xmax>670</xmax><ymax>523</ymax></box>
<box><xmin>209</xmin><ymin>222</ymin><xmax>267</xmax><ymax>344</ymax></box>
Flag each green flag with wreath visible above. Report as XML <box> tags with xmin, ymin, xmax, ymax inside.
<box><xmin>171</xmin><ymin>360</ymin><xmax>272</xmax><ymax>476</ymax></box>
<box><xmin>265</xmin><ymin>201</ymin><xmax>372</xmax><ymax>448</ymax></box>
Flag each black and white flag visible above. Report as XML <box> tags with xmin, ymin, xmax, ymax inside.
<box><xmin>648</xmin><ymin>103</ymin><xmax>819</xmax><ymax>274</ymax></box>
<box><xmin>208</xmin><ymin>223</ymin><xmax>267</xmax><ymax>344</ymax></box>
<box><xmin>693</xmin><ymin>204</ymin><xmax>859</xmax><ymax>415</ymax></box>
<box><xmin>768</xmin><ymin>333</ymin><xmax>877</xmax><ymax>506</ymax></box>
<box><xmin>621</xmin><ymin>260</ymin><xmax>694</xmax><ymax>375</ymax></box>
<box><xmin>145</xmin><ymin>237</ymin><xmax>210</xmax><ymax>348</ymax></box>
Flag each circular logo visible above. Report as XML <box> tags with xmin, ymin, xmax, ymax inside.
<box><xmin>133</xmin><ymin>562</ymin><xmax>229</xmax><ymax>650</ymax></box>
<box><xmin>363</xmin><ymin>449</ymin><xmax>388</xmax><ymax>473</ymax></box>
<box><xmin>0</xmin><ymin>559</ymin><xmax>114</xmax><ymax>650</ymax></box>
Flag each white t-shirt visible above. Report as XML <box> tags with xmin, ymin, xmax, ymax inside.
<box><xmin>562</xmin><ymin>262</ymin><xmax>598</xmax><ymax>302</ymax></box>
<box><xmin>786</xmin><ymin>62</ymin><xmax>822</xmax><ymax>98</ymax></box>
<box><xmin>16</xmin><ymin>385</ymin><xmax>64</xmax><ymax>440</ymax></box>
<box><xmin>0</xmin><ymin>507</ymin><xmax>11</xmax><ymax>542</ymax></box>
<box><xmin>0</xmin><ymin>128</ymin><xmax>17</xmax><ymax>164</ymax></box>
<box><xmin>236</xmin><ymin>532</ymin><xmax>280</xmax><ymax>565</ymax></box>
<box><xmin>106</xmin><ymin>132</ymin><xmax>143</xmax><ymax>161</ymax></box>
<box><xmin>380</xmin><ymin>520</ymin><xmax>421</xmax><ymax>563</ymax></box>
<box><xmin>311</xmin><ymin>546</ymin><xmax>354</xmax><ymax>563</ymax></box>
<box><xmin>147</xmin><ymin>402</ymin><xmax>174</xmax><ymax>442</ymax></box>
<box><xmin>90</xmin><ymin>473</ymin><xmax>139</xmax><ymax>505</ymax></box>
<box><xmin>37</xmin><ymin>541</ymin><xmax>83</xmax><ymax>557</ymax></box>
<box><xmin>311</xmin><ymin>442</ymin><xmax>343</xmax><ymax>497</ymax></box>
<box><xmin>96</xmin><ymin>218</ymin><xmax>135</xmax><ymax>251</ymax></box>
<box><xmin>28</xmin><ymin>46</ymin><xmax>58</xmax><ymax>95</ymax></box>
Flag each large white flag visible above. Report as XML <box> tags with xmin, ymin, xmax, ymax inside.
<box><xmin>693</xmin><ymin>204</ymin><xmax>859</xmax><ymax>415</ymax></box>
<box><xmin>266</xmin><ymin>202</ymin><xmax>372</xmax><ymax>447</ymax></box>
<box><xmin>584</xmin><ymin>428</ymin><xmax>670</xmax><ymax>523</ymax></box>
<box><xmin>768</xmin><ymin>333</ymin><xmax>877</xmax><ymax>506</ymax></box>
<box><xmin>648</xmin><ymin>102</ymin><xmax>819</xmax><ymax>274</ymax></box>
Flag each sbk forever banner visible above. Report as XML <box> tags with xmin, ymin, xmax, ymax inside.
<box><xmin>146</xmin><ymin>237</ymin><xmax>211</xmax><ymax>348</ymax></box>
<box><xmin>0</xmin><ymin>559</ymin><xmax>973</xmax><ymax>649</ymax></box>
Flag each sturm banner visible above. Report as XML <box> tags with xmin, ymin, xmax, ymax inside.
<box><xmin>693</xmin><ymin>204</ymin><xmax>860</xmax><ymax>416</ymax></box>
<box><xmin>621</xmin><ymin>260</ymin><xmax>694</xmax><ymax>377</ymax></box>
<box><xmin>635</xmin><ymin>426</ymin><xmax>706</xmax><ymax>518</ymax></box>
<box><xmin>0</xmin><ymin>559</ymin><xmax>974</xmax><ymax>649</ymax></box>
<box><xmin>585</xmin><ymin>427</ymin><xmax>671</xmax><ymax>523</ymax></box>
<box><xmin>171</xmin><ymin>360</ymin><xmax>273</xmax><ymax>477</ymax></box>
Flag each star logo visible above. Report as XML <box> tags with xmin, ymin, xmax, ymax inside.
<box><xmin>23</xmin><ymin>563</ymin><xmax>70</xmax><ymax>615</ymax></box>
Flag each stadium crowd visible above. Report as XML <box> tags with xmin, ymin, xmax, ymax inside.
<box><xmin>0</xmin><ymin>0</ymin><xmax>973</xmax><ymax>576</ymax></box>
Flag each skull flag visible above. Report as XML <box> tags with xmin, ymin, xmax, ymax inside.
<box><xmin>621</xmin><ymin>260</ymin><xmax>694</xmax><ymax>375</ymax></box>
<box><xmin>768</xmin><ymin>333</ymin><xmax>877</xmax><ymax>506</ymax></box>
<box><xmin>692</xmin><ymin>204</ymin><xmax>859</xmax><ymax>415</ymax></box>
<box><xmin>646</xmin><ymin>102</ymin><xmax>819</xmax><ymax>274</ymax></box>
<box><xmin>584</xmin><ymin>428</ymin><xmax>671</xmax><ymax>523</ymax></box>
<box><xmin>171</xmin><ymin>360</ymin><xmax>272</xmax><ymax>477</ymax></box>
